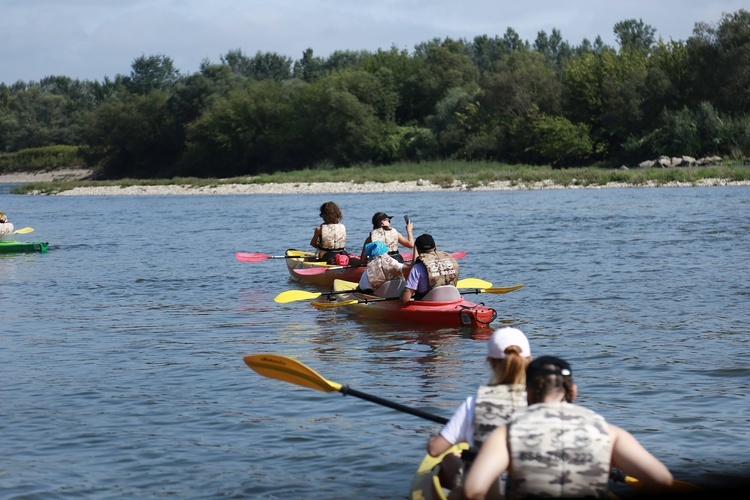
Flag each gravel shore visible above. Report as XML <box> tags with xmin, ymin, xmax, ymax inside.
<box><xmin>2</xmin><ymin>168</ymin><xmax>748</xmax><ymax>195</ymax></box>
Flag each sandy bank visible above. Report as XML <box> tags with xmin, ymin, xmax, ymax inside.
<box><xmin>2</xmin><ymin>169</ymin><xmax>748</xmax><ymax>195</ymax></box>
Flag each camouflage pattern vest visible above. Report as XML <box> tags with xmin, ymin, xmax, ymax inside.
<box><xmin>472</xmin><ymin>384</ymin><xmax>527</xmax><ymax>449</ymax></box>
<box><xmin>365</xmin><ymin>254</ymin><xmax>404</xmax><ymax>290</ymax></box>
<box><xmin>417</xmin><ymin>250</ymin><xmax>459</xmax><ymax>288</ymax></box>
<box><xmin>320</xmin><ymin>223</ymin><xmax>346</xmax><ymax>251</ymax></box>
<box><xmin>507</xmin><ymin>403</ymin><xmax>611</xmax><ymax>499</ymax></box>
<box><xmin>370</xmin><ymin>228</ymin><xmax>399</xmax><ymax>252</ymax></box>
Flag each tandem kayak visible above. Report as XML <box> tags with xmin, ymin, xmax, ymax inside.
<box><xmin>0</xmin><ymin>240</ymin><xmax>49</xmax><ymax>254</ymax></box>
<box><xmin>284</xmin><ymin>249</ymin><xmax>366</xmax><ymax>286</ymax></box>
<box><xmin>284</xmin><ymin>248</ymin><xmax>468</xmax><ymax>287</ymax></box>
<box><xmin>313</xmin><ymin>279</ymin><xmax>497</xmax><ymax>328</ymax></box>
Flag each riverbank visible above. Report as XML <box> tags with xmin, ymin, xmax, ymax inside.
<box><xmin>2</xmin><ymin>168</ymin><xmax>749</xmax><ymax>195</ymax></box>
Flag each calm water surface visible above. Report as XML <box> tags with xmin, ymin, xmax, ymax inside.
<box><xmin>1</xmin><ymin>185</ymin><xmax>749</xmax><ymax>498</ymax></box>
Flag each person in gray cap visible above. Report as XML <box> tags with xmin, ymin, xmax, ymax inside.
<box><xmin>427</xmin><ymin>327</ymin><xmax>533</xmax><ymax>492</ymax></box>
<box><xmin>359</xmin><ymin>211</ymin><xmax>413</xmax><ymax>264</ymax></box>
<box><xmin>400</xmin><ymin>233</ymin><xmax>459</xmax><ymax>303</ymax></box>
<box><xmin>463</xmin><ymin>356</ymin><xmax>673</xmax><ymax>499</ymax></box>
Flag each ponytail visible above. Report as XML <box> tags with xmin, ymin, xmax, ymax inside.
<box><xmin>488</xmin><ymin>345</ymin><xmax>530</xmax><ymax>385</ymax></box>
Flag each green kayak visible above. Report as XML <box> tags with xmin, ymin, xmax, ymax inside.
<box><xmin>0</xmin><ymin>240</ymin><xmax>49</xmax><ymax>253</ymax></box>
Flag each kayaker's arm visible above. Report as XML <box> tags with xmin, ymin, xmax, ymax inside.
<box><xmin>609</xmin><ymin>424</ymin><xmax>673</xmax><ymax>492</ymax></box>
<box><xmin>400</xmin><ymin>287</ymin><xmax>415</xmax><ymax>303</ymax></box>
<box><xmin>309</xmin><ymin>226</ymin><xmax>321</xmax><ymax>250</ymax></box>
<box><xmin>427</xmin><ymin>433</ymin><xmax>453</xmax><ymax>457</ymax></box>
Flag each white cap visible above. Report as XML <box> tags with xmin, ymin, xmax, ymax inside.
<box><xmin>487</xmin><ymin>327</ymin><xmax>531</xmax><ymax>359</ymax></box>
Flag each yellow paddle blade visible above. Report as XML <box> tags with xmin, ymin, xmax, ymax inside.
<box><xmin>624</xmin><ymin>475</ymin><xmax>701</xmax><ymax>493</ymax></box>
<box><xmin>244</xmin><ymin>353</ymin><xmax>342</xmax><ymax>393</ymax></box>
<box><xmin>287</xmin><ymin>249</ymin><xmax>312</xmax><ymax>258</ymax></box>
<box><xmin>274</xmin><ymin>290</ymin><xmax>322</xmax><ymax>303</ymax></box>
<box><xmin>457</xmin><ymin>278</ymin><xmax>492</xmax><ymax>289</ymax></box>
<box><xmin>311</xmin><ymin>299</ymin><xmax>359</xmax><ymax>310</ymax></box>
<box><xmin>13</xmin><ymin>226</ymin><xmax>34</xmax><ymax>234</ymax></box>
<box><xmin>332</xmin><ymin>279</ymin><xmax>358</xmax><ymax>291</ymax></box>
<box><xmin>483</xmin><ymin>284</ymin><xmax>524</xmax><ymax>294</ymax></box>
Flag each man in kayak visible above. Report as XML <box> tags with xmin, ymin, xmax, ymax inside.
<box><xmin>400</xmin><ymin>233</ymin><xmax>459</xmax><ymax>303</ymax></box>
<box><xmin>309</xmin><ymin>201</ymin><xmax>348</xmax><ymax>264</ymax></box>
<box><xmin>0</xmin><ymin>212</ymin><xmax>14</xmax><ymax>239</ymax></box>
<box><xmin>356</xmin><ymin>240</ymin><xmax>405</xmax><ymax>294</ymax></box>
<box><xmin>428</xmin><ymin>327</ymin><xmax>532</xmax><ymax>492</ymax></box>
<box><xmin>463</xmin><ymin>356</ymin><xmax>673</xmax><ymax>499</ymax></box>
<box><xmin>359</xmin><ymin>212</ymin><xmax>414</xmax><ymax>264</ymax></box>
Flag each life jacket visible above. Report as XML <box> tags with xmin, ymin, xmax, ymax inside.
<box><xmin>365</xmin><ymin>254</ymin><xmax>404</xmax><ymax>290</ymax></box>
<box><xmin>507</xmin><ymin>403</ymin><xmax>611</xmax><ymax>499</ymax></box>
<box><xmin>319</xmin><ymin>223</ymin><xmax>346</xmax><ymax>251</ymax></box>
<box><xmin>417</xmin><ymin>250</ymin><xmax>459</xmax><ymax>288</ymax></box>
<box><xmin>370</xmin><ymin>227</ymin><xmax>399</xmax><ymax>253</ymax></box>
<box><xmin>0</xmin><ymin>222</ymin><xmax>14</xmax><ymax>238</ymax></box>
<box><xmin>472</xmin><ymin>384</ymin><xmax>527</xmax><ymax>449</ymax></box>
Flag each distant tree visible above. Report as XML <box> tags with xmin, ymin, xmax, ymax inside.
<box><xmin>293</xmin><ymin>48</ymin><xmax>326</xmax><ymax>82</ymax></box>
<box><xmin>126</xmin><ymin>54</ymin><xmax>180</xmax><ymax>94</ymax></box>
<box><xmin>221</xmin><ymin>49</ymin><xmax>292</xmax><ymax>81</ymax></box>
<box><xmin>614</xmin><ymin>18</ymin><xmax>656</xmax><ymax>53</ymax></box>
<box><xmin>687</xmin><ymin>9</ymin><xmax>750</xmax><ymax>114</ymax></box>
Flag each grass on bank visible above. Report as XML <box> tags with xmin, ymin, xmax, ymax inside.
<box><xmin>10</xmin><ymin>160</ymin><xmax>750</xmax><ymax>194</ymax></box>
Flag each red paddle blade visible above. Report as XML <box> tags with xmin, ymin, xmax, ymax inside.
<box><xmin>402</xmin><ymin>251</ymin><xmax>467</xmax><ymax>260</ymax></box>
<box><xmin>235</xmin><ymin>252</ymin><xmax>271</xmax><ymax>263</ymax></box>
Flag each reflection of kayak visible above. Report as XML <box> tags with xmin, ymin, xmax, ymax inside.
<box><xmin>285</xmin><ymin>248</ymin><xmax>468</xmax><ymax>287</ymax></box>
<box><xmin>315</xmin><ymin>279</ymin><xmax>497</xmax><ymax>328</ymax></box>
<box><xmin>410</xmin><ymin>443</ymin><xmax>468</xmax><ymax>500</ymax></box>
<box><xmin>0</xmin><ymin>240</ymin><xmax>49</xmax><ymax>254</ymax></box>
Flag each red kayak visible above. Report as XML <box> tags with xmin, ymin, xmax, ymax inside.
<box><xmin>284</xmin><ymin>249</ymin><xmax>467</xmax><ymax>287</ymax></box>
<box><xmin>312</xmin><ymin>279</ymin><xmax>497</xmax><ymax>328</ymax></box>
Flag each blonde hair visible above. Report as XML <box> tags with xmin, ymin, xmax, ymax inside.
<box><xmin>488</xmin><ymin>345</ymin><xmax>530</xmax><ymax>385</ymax></box>
<box><xmin>0</xmin><ymin>212</ymin><xmax>7</xmax><ymax>223</ymax></box>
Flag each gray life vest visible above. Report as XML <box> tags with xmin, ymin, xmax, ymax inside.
<box><xmin>507</xmin><ymin>403</ymin><xmax>611</xmax><ymax>499</ymax></box>
<box><xmin>365</xmin><ymin>254</ymin><xmax>404</xmax><ymax>290</ymax></box>
<box><xmin>472</xmin><ymin>384</ymin><xmax>527</xmax><ymax>449</ymax></box>
<box><xmin>319</xmin><ymin>223</ymin><xmax>346</xmax><ymax>251</ymax></box>
<box><xmin>418</xmin><ymin>250</ymin><xmax>459</xmax><ymax>288</ymax></box>
<box><xmin>370</xmin><ymin>227</ymin><xmax>399</xmax><ymax>252</ymax></box>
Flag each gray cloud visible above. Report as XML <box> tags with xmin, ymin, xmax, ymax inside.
<box><xmin>1</xmin><ymin>0</ymin><xmax>745</xmax><ymax>84</ymax></box>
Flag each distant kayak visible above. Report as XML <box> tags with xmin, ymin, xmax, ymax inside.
<box><xmin>285</xmin><ymin>248</ymin><xmax>467</xmax><ymax>287</ymax></box>
<box><xmin>0</xmin><ymin>240</ymin><xmax>48</xmax><ymax>254</ymax></box>
<box><xmin>312</xmin><ymin>279</ymin><xmax>497</xmax><ymax>328</ymax></box>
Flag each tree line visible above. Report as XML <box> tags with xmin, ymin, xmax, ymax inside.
<box><xmin>1</xmin><ymin>10</ymin><xmax>748</xmax><ymax>179</ymax></box>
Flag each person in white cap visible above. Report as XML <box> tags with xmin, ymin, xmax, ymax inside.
<box><xmin>426</xmin><ymin>327</ymin><xmax>533</xmax><ymax>492</ymax></box>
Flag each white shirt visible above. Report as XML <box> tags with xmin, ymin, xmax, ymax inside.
<box><xmin>439</xmin><ymin>395</ymin><xmax>477</xmax><ymax>446</ymax></box>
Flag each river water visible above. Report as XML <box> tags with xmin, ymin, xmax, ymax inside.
<box><xmin>1</xmin><ymin>185</ymin><xmax>749</xmax><ymax>498</ymax></box>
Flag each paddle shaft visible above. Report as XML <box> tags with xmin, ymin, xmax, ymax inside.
<box><xmin>340</xmin><ymin>386</ymin><xmax>448</xmax><ymax>425</ymax></box>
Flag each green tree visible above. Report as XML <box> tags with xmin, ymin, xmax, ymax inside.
<box><xmin>126</xmin><ymin>54</ymin><xmax>180</xmax><ymax>94</ymax></box>
<box><xmin>83</xmin><ymin>90</ymin><xmax>182</xmax><ymax>178</ymax></box>
<box><xmin>614</xmin><ymin>18</ymin><xmax>656</xmax><ymax>53</ymax></box>
<box><xmin>221</xmin><ymin>49</ymin><xmax>292</xmax><ymax>81</ymax></box>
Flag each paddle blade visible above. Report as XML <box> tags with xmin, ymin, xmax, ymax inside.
<box><xmin>332</xmin><ymin>279</ymin><xmax>358</xmax><ymax>291</ymax></box>
<box><xmin>244</xmin><ymin>353</ymin><xmax>342</xmax><ymax>393</ymax></box>
<box><xmin>235</xmin><ymin>252</ymin><xmax>271</xmax><ymax>263</ymax></box>
<box><xmin>13</xmin><ymin>226</ymin><xmax>34</xmax><ymax>234</ymax></box>
<box><xmin>293</xmin><ymin>266</ymin><xmax>331</xmax><ymax>275</ymax></box>
<box><xmin>274</xmin><ymin>290</ymin><xmax>322</xmax><ymax>303</ymax></box>
<box><xmin>402</xmin><ymin>250</ymin><xmax>466</xmax><ymax>261</ymax></box>
<box><xmin>623</xmin><ymin>475</ymin><xmax>701</xmax><ymax>493</ymax></box>
<box><xmin>457</xmin><ymin>278</ymin><xmax>492</xmax><ymax>289</ymax></box>
<box><xmin>311</xmin><ymin>299</ymin><xmax>359</xmax><ymax>310</ymax></box>
<box><xmin>484</xmin><ymin>284</ymin><xmax>524</xmax><ymax>294</ymax></box>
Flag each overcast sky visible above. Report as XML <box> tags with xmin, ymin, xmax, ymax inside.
<box><xmin>1</xmin><ymin>0</ymin><xmax>746</xmax><ymax>85</ymax></box>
